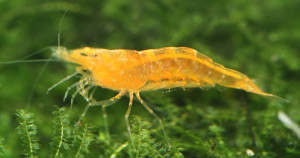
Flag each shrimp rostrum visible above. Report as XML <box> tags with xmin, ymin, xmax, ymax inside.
<box><xmin>54</xmin><ymin>46</ymin><xmax>280</xmax><ymax>143</ymax></box>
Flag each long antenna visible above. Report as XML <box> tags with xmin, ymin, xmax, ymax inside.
<box><xmin>58</xmin><ymin>9</ymin><xmax>69</xmax><ymax>49</ymax></box>
<box><xmin>26</xmin><ymin>9</ymin><xmax>69</xmax><ymax>110</ymax></box>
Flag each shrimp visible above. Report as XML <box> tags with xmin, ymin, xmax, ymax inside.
<box><xmin>55</xmin><ymin>46</ymin><xmax>278</xmax><ymax>96</ymax></box>
<box><xmin>52</xmin><ymin>46</ymin><xmax>282</xmax><ymax>146</ymax></box>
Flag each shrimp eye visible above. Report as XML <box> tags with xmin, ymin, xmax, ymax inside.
<box><xmin>80</xmin><ymin>52</ymin><xmax>88</xmax><ymax>56</ymax></box>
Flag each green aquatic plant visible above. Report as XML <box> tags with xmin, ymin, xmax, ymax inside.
<box><xmin>14</xmin><ymin>107</ymin><xmax>184</xmax><ymax>157</ymax></box>
<box><xmin>15</xmin><ymin>107</ymin><xmax>97</xmax><ymax>157</ymax></box>
<box><xmin>0</xmin><ymin>138</ymin><xmax>5</xmax><ymax>157</ymax></box>
<box><xmin>50</xmin><ymin>106</ymin><xmax>72</xmax><ymax>158</ymax></box>
<box><xmin>16</xmin><ymin>109</ymin><xmax>40</xmax><ymax>158</ymax></box>
<box><xmin>127</xmin><ymin>115</ymin><xmax>183</xmax><ymax>157</ymax></box>
<box><xmin>72</xmin><ymin>124</ymin><xmax>95</xmax><ymax>158</ymax></box>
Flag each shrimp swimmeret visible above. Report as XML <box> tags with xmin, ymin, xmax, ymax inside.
<box><xmin>51</xmin><ymin>46</ymin><xmax>281</xmax><ymax>144</ymax></box>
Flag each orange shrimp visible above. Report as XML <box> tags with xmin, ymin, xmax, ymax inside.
<box><xmin>52</xmin><ymin>46</ymin><xmax>281</xmax><ymax>146</ymax></box>
<box><xmin>56</xmin><ymin>46</ymin><xmax>277</xmax><ymax>96</ymax></box>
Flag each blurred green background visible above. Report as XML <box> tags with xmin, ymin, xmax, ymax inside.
<box><xmin>0</xmin><ymin>0</ymin><xmax>299</xmax><ymax>157</ymax></box>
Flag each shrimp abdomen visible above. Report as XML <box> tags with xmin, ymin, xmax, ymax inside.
<box><xmin>139</xmin><ymin>47</ymin><xmax>274</xmax><ymax>97</ymax></box>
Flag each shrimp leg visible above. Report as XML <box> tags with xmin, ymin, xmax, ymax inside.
<box><xmin>124</xmin><ymin>92</ymin><xmax>134</xmax><ymax>147</ymax></box>
<box><xmin>64</xmin><ymin>81</ymin><xmax>81</xmax><ymax>102</ymax></box>
<box><xmin>70</xmin><ymin>78</ymin><xmax>93</xmax><ymax>107</ymax></box>
<box><xmin>135</xmin><ymin>92</ymin><xmax>171</xmax><ymax>149</ymax></box>
<box><xmin>47</xmin><ymin>72</ymin><xmax>78</xmax><ymax>94</ymax></box>
<box><xmin>76</xmin><ymin>90</ymin><xmax>126</xmax><ymax>141</ymax></box>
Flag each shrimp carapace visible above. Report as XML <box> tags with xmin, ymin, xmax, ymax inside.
<box><xmin>55</xmin><ymin>46</ymin><xmax>278</xmax><ymax>98</ymax></box>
